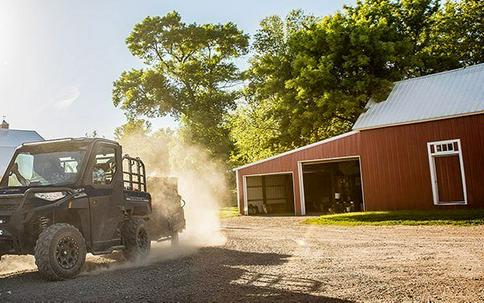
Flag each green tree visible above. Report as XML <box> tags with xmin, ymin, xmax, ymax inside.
<box><xmin>228</xmin><ymin>99</ymin><xmax>286</xmax><ymax>165</ymax></box>
<box><xmin>113</xmin><ymin>11</ymin><xmax>249</xmax><ymax>159</ymax></box>
<box><xmin>234</xmin><ymin>6</ymin><xmax>408</xmax><ymax>163</ymax></box>
<box><xmin>114</xmin><ymin>118</ymin><xmax>151</xmax><ymax>141</ymax></box>
<box><xmin>425</xmin><ymin>0</ymin><xmax>484</xmax><ymax>68</ymax></box>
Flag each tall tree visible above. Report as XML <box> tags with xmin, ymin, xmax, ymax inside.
<box><xmin>113</xmin><ymin>11</ymin><xmax>249</xmax><ymax>159</ymax></box>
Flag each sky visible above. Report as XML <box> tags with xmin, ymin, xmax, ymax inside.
<box><xmin>0</xmin><ymin>0</ymin><xmax>353</xmax><ymax>140</ymax></box>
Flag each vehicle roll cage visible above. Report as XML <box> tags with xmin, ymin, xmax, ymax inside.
<box><xmin>122</xmin><ymin>155</ymin><xmax>147</xmax><ymax>192</ymax></box>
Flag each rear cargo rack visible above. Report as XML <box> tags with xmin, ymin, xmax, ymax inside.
<box><xmin>122</xmin><ymin>155</ymin><xmax>147</xmax><ymax>192</ymax></box>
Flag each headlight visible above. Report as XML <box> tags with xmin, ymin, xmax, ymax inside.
<box><xmin>0</xmin><ymin>229</ymin><xmax>4</xmax><ymax>236</ymax></box>
<box><xmin>34</xmin><ymin>192</ymin><xmax>66</xmax><ymax>201</ymax></box>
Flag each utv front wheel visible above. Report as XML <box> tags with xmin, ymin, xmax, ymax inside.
<box><xmin>121</xmin><ymin>218</ymin><xmax>151</xmax><ymax>261</ymax></box>
<box><xmin>34</xmin><ymin>223</ymin><xmax>86</xmax><ymax>281</ymax></box>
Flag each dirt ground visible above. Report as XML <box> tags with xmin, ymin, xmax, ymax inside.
<box><xmin>0</xmin><ymin>216</ymin><xmax>483</xmax><ymax>302</ymax></box>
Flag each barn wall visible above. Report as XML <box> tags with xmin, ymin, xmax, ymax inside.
<box><xmin>359</xmin><ymin>114</ymin><xmax>484</xmax><ymax>210</ymax></box>
<box><xmin>237</xmin><ymin>132</ymin><xmax>361</xmax><ymax>215</ymax></box>
<box><xmin>236</xmin><ymin>114</ymin><xmax>483</xmax><ymax>214</ymax></box>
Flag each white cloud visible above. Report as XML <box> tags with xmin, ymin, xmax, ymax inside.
<box><xmin>52</xmin><ymin>86</ymin><xmax>80</xmax><ymax>109</ymax></box>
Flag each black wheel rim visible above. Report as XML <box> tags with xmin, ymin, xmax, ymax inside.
<box><xmin>55</xmin><ymin>236</ymin><xmax>80</xmax><ymax>269</ymax></box>
<box><xmin>137</xmin><ymin>228</ymin><xmax>149</xmax><ymax>252</ymax></box>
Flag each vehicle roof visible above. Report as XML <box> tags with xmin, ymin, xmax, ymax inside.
<box><xmin>21</xmin><ymin>137</ymin><xmax>119</xmax><ymax>147</ymax></box>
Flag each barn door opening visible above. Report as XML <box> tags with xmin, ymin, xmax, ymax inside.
<box><xmin>301</xmin><ymin>158</ymin><xmax>363</xmax><ymax>214</ymax></box>
<box><xmin>427</xmin><ymin>139</ymin><xmax>467</xmax><ymax>205</ymax></box>
<box><xmin>245</xmin><ymin>173</ymin><xmax>294</xmax><ymax>215</ymax></box>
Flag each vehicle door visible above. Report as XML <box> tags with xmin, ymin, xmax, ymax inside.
<box><xmin>87</xmin><ymin>143</ymin><xmax>123</xmax><ymax>251</ymax></box>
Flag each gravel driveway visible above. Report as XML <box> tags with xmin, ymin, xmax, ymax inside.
<box><xmin>1</xmin><ymin>216</ymin><xmax>483</xmax><ymax>302</ymax></box>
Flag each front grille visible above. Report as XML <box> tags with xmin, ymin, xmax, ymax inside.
<box><xmin>0</xmin><ymin>195</ymin><xmax>22</xmax><ymax>213</ymax></box>
<box><xmin>0</xmin><ymin>239</ymin><xmax>14</xmax><ymax>254</ymax></box>
<box><xmin>0</xmin><ymin>204</ymin><xmax>17</xmax><ymax>211</ymax></box>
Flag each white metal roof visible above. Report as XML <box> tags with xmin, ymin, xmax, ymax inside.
<box><xmin>0</xmin><ymin>129</ymin><xmax>44</xmax><ymax>176</ymax></box>
<box><xmin>353</xmin><ymin>63</ymin><xmax>484</xmax><ymax>130</ymax></box>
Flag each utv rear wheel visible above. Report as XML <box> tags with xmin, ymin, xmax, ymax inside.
<box><xmin>121</xmin><ymin>218</ymin><xmax>150</xmax><ymax>261</ymax></box>
<box><xmin>34</xmin><ymin>223</ymin><xmax>86</xmax><ymax>281</ymax></box>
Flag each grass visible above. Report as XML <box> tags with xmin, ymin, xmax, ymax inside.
<box><xmin>303</xmin><ymin>209</ymin><xmax>484</xmax><ymax>226</ymax></box>
<box><xmin>219</xmin><ymin>206</ymin><xmax>240</xmax><ymax>219</ymax></box>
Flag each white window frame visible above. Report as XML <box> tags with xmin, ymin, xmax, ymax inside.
<box><xmin>427</xmin><ymin>139</ymin><xmax>467</xmax><ymax>205</ymax></box>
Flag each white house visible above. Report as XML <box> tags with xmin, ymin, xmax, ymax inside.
<box><xmin>0</xmin><ymin>120</ymin><xmax>44</xmax><ymax>177</ymax></box>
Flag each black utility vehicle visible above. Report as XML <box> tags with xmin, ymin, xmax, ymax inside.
<box><xmin>0</xmin><ymin>138</ymin><xmax>185</xmax><ymax>280</ymax></box>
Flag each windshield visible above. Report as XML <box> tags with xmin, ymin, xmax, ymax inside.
<box><xmin>4</xmin><ymin>149</ymin><xmax>86</xmax><ymax>187</ymax></box>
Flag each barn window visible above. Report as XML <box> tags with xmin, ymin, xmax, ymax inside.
<box><xmin>427</xmin><ymin>139</ymin><xmax>467</xmax><ymax>205</ymax></box>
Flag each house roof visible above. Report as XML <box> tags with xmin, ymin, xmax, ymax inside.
<box><xmin>353</xmin><ymin>63</ymin><xmax>484</xmax><ymax>130</ymax></box>
<box><xmin>0</xmin><ymin>129</ymin><xmax>44</xmax><ymax>176</ymax></box>
<box><xmin>0</xmin><ymin>129</ymin><xmax>44</xmax><ymax>148</ymax></box>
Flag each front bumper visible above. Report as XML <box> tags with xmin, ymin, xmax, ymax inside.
<box><xmin>0</xmin><ymin>197</ymin><xmax>23</xmax><ymax>255</ymax></box>
<box><xmin>0</xmin><ymin>187</ymin><xmax>80</xmax><ymax>255</ymax></box>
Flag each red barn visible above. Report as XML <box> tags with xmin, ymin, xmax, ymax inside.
<box><xmin>234</xmin><ymin>64</ymin><xmax>484</xmax><ymax>215</ymax></box>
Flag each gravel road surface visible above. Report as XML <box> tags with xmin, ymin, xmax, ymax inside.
<box><xmin>1</xmin><ymin>216</ymin><xmax>483</xmax><ymax>302</ymax></box>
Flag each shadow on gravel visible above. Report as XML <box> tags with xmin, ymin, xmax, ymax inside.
<box><xmin>0</xmin><ymin>247</ymin><xmax>354</xmax><ymax>302</ymax></box>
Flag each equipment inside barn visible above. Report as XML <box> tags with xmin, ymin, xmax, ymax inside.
<box><xmin>302</xmin><ymin>159</ymin><xmax>363</xmax><ymax>213</ymax></box>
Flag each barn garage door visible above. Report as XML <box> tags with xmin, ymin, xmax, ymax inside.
<box><xmin>302</xmin><ymin>158</ymin><xmax>363</xmax><ymax>214</ymax></box>
<box><xmin>434</xmin><ymin>155</ymin><xmax>465</xmax><ymax>202</ymax></box>
<box><xmin>245</xmin><ymin>174</ymin><xmax>294</xmax><ymax>215</ymax></box>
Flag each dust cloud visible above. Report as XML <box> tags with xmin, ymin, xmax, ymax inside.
<box><xmin>119</xmin><ymin>129</ymin><xmax>229</xmax><ymax>248</ymax></box>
